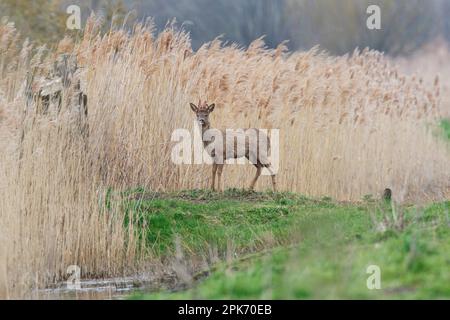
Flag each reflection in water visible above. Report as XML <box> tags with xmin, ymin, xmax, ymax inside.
<box><xmin>33</xmin><ymin>277</ymin><xmax>155</xmax><ymax>300</ymax></box>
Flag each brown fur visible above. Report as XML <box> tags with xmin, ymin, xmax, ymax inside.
<box><xmin>190</xmin><ymin>101</ymin><xmax>277</xmax><ymax>192</ymax></box>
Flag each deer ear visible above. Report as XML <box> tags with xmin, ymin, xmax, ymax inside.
<box><xmin>190</xmin><ymin>103</ymin><xmax>198</xmax><ymax>113</ymax></box>
<box><xmin>208</xmin><ymin>104</ymin><xmax>215</xmax><ymax>113</ymax></box>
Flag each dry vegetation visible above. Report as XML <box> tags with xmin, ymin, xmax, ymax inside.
<box><xmin>0</xmin><ymin>17</ymin><xmax>449</xmax><ymax>298</ymax></box>
<box><xmin>394</xmin><ymin>38</ymin><xmax>450</xmax><ymax>118</ymax></box>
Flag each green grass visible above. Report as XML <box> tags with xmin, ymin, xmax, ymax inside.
<box><xmin>125</xmin><ymin>189</ymin><xmax>450</xmax><ymax>299</ymax></box>
<box><xmin>122</xmin><ymin>188</ymin><xmax>333</xmax><ymax>257</ymax></box>
<box><xmin>441</xmin><ymin>119</ymin><xmax>450</xmax><ymax>141</ymax></box>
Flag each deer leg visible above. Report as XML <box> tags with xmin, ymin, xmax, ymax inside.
<box><xmin>271</xmin><ymin>175</ymin><xmax>277</xmax><ymax>192</ymax></box>
<box><xmin>217</xmin><ymin>164</ymin><xmax>224</xmax><ymax>192</ymax></box>
<box><xmin>211</xmin><ymin>163</ymin><xmax>217</xmax><ymax>191</ymax></box>
<box><xmin>250</xmin><ymin>166</ymin><xmax>262</xmax><ymax>191</ymax></box>
<box><xmin>267</xmin><ymin>166</ymin><xmax>277</xmax><ymax>192</ymax></box>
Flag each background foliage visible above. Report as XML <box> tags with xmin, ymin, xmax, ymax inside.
<box><xmin>1</xmin><ymin>0</ymin><xmax>449</xmax><ymax>54</ymax></box>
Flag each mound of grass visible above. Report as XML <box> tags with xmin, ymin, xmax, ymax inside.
<box><xmin>122</xmin><ymin>189</ymin><xmax>337</xmax><ymax>257</ymax></box>
<box><xmin>126</xmin><ymin>190</ymin><xmax>450</xmax><ymax>299</ymax></box>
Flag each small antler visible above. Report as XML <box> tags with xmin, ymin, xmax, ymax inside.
<box><xmin>198</xmin><ymin>99</ymin><xmax>209</xmax><ymax>110</ymax></box>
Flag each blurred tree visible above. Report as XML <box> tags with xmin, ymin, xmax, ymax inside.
<box><xmin>0</xmin><ymin>0</ymin><xmax>67</xmax><ymax>45</ymax></box>
<box><xmin>135</xmin><ymin>0</ymin><xmax>289</xmax><ymax>49</ymax></box>
<box><xmin>133</xmin><ymin>0</ymin><xmax>444</xmax><ymax>55</ymax></box>
<box><xmin>441</xmin><ymin>0</ymin><xmax>450</xmax><ymax>42</ymax></box>
<box><xmin>286</xmin><ymin>0</ymin><xmax>439</xmax><ymax>55</ymax></box>
<box><xmin>60</xmin><ymin>0</ymin><xmax>132</xmax><ymax>32</ymax></box>
<box><xmin>1</xmin><ymin>0</ymin><xmax>131</xmax><ymax>45</ymax></box>
<box><xmin>1</xmin><ymin>0</ymin><xmax>449</xmax><ymax>55</ymax></box>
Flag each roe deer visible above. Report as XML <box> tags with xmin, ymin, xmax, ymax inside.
<box><xmin>190</xmin><ymin>100</ymin><xmax>277</xmax><ymax>192</ymax></box>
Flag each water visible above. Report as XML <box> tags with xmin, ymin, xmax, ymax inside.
<box><xmin>33</xmin><ymin>277</ymin><xmax>157</xmax><ymax>300</ymax></box>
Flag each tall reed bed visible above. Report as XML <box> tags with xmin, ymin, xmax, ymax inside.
<box><xmin>0</xmin><ymin>17</ymin><xmax>449</xmax><ymax>297</ymax></box>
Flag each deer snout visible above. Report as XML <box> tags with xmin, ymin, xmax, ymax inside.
<box><xmin>198</xmin><ymin>119</ymin><xmax>205</xmax><ymax>125</ymax></box>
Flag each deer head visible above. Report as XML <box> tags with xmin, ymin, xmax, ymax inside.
<box><xmin>190</xmin><ymin>100</ymin><xmax>215</xmax><ymax>128</ymax></box>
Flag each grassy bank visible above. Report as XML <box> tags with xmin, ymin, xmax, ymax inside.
<box><xmin>123</xmin><ymin>189</ymin><xmax>361</xmax><ymax>258</ymax></box>
<box><xmin>125</xmin><ymin>190</ymin><xmax>450</xmax><ymax>299</ymax></box>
